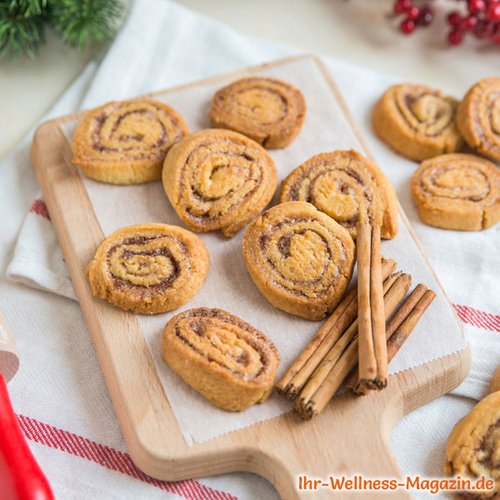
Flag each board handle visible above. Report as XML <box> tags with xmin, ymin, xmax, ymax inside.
<box><xmin>251</xmin><ymin>390</ymin><xmax>411</xmax><ymax>499</ymax></box>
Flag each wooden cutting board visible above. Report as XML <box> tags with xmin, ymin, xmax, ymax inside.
<box><xmin>30</xmin><ymin>55</ymin><xmax>470</xmax><ymax>499</ymax></box>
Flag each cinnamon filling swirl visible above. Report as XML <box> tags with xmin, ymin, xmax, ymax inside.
<box><xmin>162</xmin><ymin>308</ymin><xmax>280</xmax><ymax>411</ymax></box>
<box><xmin>72</xmin><ymin>98</ymin><xmax>189</xmax><ymax>184</ymax></box>
<box><xmin>280</xmin><ymin>150</ymin><xmax>398</xmax><ymax>240</ymax></box>
<box><xmin>243</xmin><ymin>201</ymin><xmax>355</xmax><ymax>321</ymax></box>
<box><xmin>87</xmin><ymin>224</ymin><xmax>209</xmax><ymax>314</ymax></box>
<box><xmin>458</xmin><ymin>78</ymin><xmax>500</xmax><ymax>161</ymax></box>
<box><xmin>209</xmin><ymin>77</ymin><xmax>306</xmax><ymax>149</ymax></box>
<box><xmin>163</xmin><ymin>129</ymin><xmax>277</xmax><ymax>237</ymax></box>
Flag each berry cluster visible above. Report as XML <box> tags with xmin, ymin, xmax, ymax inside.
<box><xmin>392</xmin><ymin>0</ymin><xmax>500</xmax><ymax>45</ymax></box>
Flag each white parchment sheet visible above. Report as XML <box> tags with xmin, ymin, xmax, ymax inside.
<box><xmin>61</xmin><ymin>57</ymin><xmax>466</xmax><ymax>446</ymax></box>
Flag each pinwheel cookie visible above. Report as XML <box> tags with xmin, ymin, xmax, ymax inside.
<box><xmin>243</xmin><ymin>201</ymin><xmax>355</xmax><ymax>321</ymax></box>
<box><xmin>445</xmin><ymin>392</ymin><xmax>500</xmax><ymax>498</ymax></box>
<box><xmin>72</xmin><ymin>98</ymin><xmax>188</xmax><ymax>184</ymax></box>
<box><xmin>162</xmin><ymin>129</ymin><xmax>277</xmax><ymax>237</ymax></box>
<box><xmin>162</xmin><ymin>308</ymin><xmax>280</xmax><ymax>411</ymax></box>
<box><xmin>373</xmin><ymin>83</ymin><xmax>462</xmax><ymax>161</ymax></box>
<box><xmin>280</xmin><ymin>150</ymin><xmax>398</xmax><ymax>239</ymax></box>
<box><xmin>412</xmin><ymin>154</ymin><xmax>500</xmax><ymax>231</ymax></box>
<box><xmin>209</xmin><ymin>77</ymin><xmax>306</xmax><ymax>148</ymax></box>
<box><xmin>87</xmin><ymin>224</ymin><xmax>209</xmax><ymax>314</ymax></box>
<box><xmin>456</xmin><ymin>77</ymin><xmax>500</xmax><ymax>162</ymax></box>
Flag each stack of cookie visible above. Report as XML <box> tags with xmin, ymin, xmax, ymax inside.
<box><xmin>372</xmin><ymin>77</ymin><xmax>500</xmax><ymax>232</ymax></box>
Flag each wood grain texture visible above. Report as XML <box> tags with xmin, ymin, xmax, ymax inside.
<box><xmin>30</xmin><ymin>56</ymin><xmax>470</xmax><ymax>499</ymax></box>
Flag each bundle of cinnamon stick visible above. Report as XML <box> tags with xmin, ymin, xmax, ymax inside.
<box><xmin>276</xmin><ymin>221</ymin><xmax>436</xmax><ymax>420</ymax></box>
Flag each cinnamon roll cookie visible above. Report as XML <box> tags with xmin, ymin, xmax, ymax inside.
<box><xmin>280</xmin><ymin>150</ymin><xmax>398</xmax><ymax>239</ymax></box>
<box><xmin>162</xmin><ymin>308</ymin><xmax>280</xmax><ymax>411</ymax></box>
<box><xmin>243</xmin><ymin>201</ymin><xmax>355</xmax><ymax>321</ymax></box>
<box><xmin>209</xmin><ymin>77</ymin><xmax>306</xmax><ymax>149</ymax></box>
<box><xmin>72</xmin><ymin>98</ymin><xmax>188</xmax><ymax>184</ymax></box>
<box><xmin>162</xmin><ymin>129</ymin><xmax>277</xmax><ymax>237</ymax></box>
<box><xmin>445</xmin><ymin>392</ymin><xmax>500</xmax><ymax>498</ymax></box>
<box><xmin>412</xmin><ymin>154</ymin><xmax>500</xmax><ymax>231</ymax></box>
<box><xmin>87</xmin><ymin>224</ymin><xmax>209</xmax><ymax>314</ymax></box>
<box><xmin>373</xmin><ymin>84</ymin><xmax>462</xmax><ymax>161</ymax></box>
<box><xmin>456</xmin><ymin>77</ymin><xmax>500</xmax><ymax>162</ymax></box>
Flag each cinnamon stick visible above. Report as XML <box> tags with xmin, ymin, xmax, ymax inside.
<box><xmin>386</xmin><ymin>289</ymin><xmax>436</xmax><ymax>361</ymax></box>
<box><xmin>357</xmin><ymin>221</ymin><xmax>387</xmax><ymax>392</ymax></box>
<box><xmin>275</xmin><ymin>258</ymin><xmax>397</xmax><ymax>399</ymax></box>
<box><xmin>370</xmin><ymin>223</ymin><xmax>387</xmax><ymax>389</ymax></box>
<box><xmin>346</xmin><ymin>283</ymin><xmax>436</xmax><ymax>395</ymax></box>
<box><xmin>294</xmin><ymin>272</ymin><xmax>412</xmax><ymax>419</ymax></box>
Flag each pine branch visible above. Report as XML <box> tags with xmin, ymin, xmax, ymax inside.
<box><xmin>50</xmin><ymin>0</ymin><xmax>124</xmax><ymax>50</ymax></box>
<box><xmin>0</xmin><ymin>1</ymin><xmax>49</xmax><ymax>58</ymax></box>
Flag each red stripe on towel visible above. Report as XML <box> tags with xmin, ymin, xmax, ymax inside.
<box><xmin>29</xmin><ymin>199</ymin><xmax>51</xmax><ymax>221</ymax></box>
<box><xmin>453</xmin><ymin>304</ymin><xmax>500</xmax><ymax>333</ymax></box>
<box><xmin>17</xmin><ymin>414</ymin><xmax>237</xmax><ymax>500</ymax></box>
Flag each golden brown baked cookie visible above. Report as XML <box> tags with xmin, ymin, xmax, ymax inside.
<box><xmin>411</xmin><ymin>154</ymin><xmax>500</xmax><ymax>231</ymax></box>
<box><xmin>162</xmin><ymin>129</ymin><xmax>277</xmax><ymax>237</ymax></box>
<box><xmin>72</xmin><ymin>98</ymin><xmax>189</xmax><ymax>184</ymax></box>
<box><xmin>280</xmin><ymin>149</ymin><xmax>398</xmax><ymax>240</ymax></box>
<box><xmin>490</xmin><ymin>367</ymin><xmax>500</xmax><ymax>394</ymax></box>
<box><xmin>162</xmin><ymin>307</ymin><xmax>280</xmax><ymax>411</ymax></box>
<box><xmin>456</xmin><ymin>77</ymin><xmax>500</xmax><ymax>162</ymax></box>
<box><xmin>209</xmin><ymin>77</ymin><xmax>306</xmax><ymax>149</ymax></box>
<box><xmin>445</xmin><ymin>392</ymin><xmax>500</xmax><ymax>499</ymax></box>
<box><xmin>87</xmin><ymin>223</ymin><xmax>209</xmax><ymax>314</ymax></box>
<box><xmin>242</xmin><ymin>201</ymin><xmax>355</xmax><ymax>321</ymax></box>
<box><xmin>373</xmin><ymin>83</ymin><xmax>462</xmax><ymax>162</ymax></box>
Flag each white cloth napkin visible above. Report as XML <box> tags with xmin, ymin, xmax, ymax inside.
<box><xmin>2</xmin><ymin>0</ymin><xmax>499</xmax><ymax>498</ymax></box>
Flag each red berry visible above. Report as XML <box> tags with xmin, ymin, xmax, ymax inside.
<box><xmin>407</xmin><ymin>6</ymin><xmax>420</xmax><ymax>20</ymax></box>
<box><xmin>448</xmin><ymin>29</ymin><xmax>464</xmax><ymax>45</ymax></box>
<box><xmin>417</xmin><ymin>7</ymin><xmax>434</xmax><ymax>26</ymax></box>
<box><xmin>394</xmin><ymin>0</ymin><xmax>412</xmax><ymax>14</ymax></box>
<box><xmin>400</xmin><ymin>18</ymin><xmax>416</xmax><ymax>34</ymax></box>
<box><xmin>462</xmin><ymin>15</ymin><xmax>478</xmax><ymax>30</ymax></box>
<box><xmin>448</xmin><ymin>12</ymin><xmax>462</xmax><ymax>26</ymax></box>
<box><xmin>468</xmin><ymin>0</ymin><xmax>486</xmax><ymax>14</ymax></box>
<box><xmin>487</xmin><ymin>3</ymin><xmax>500</xmax><ymax>21</ymax></box>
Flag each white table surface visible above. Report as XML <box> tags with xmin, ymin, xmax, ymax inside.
<box><xmin>1</xmin><ymin>0</ymin><xmax>499</xmax><ymax>161</ymax></box>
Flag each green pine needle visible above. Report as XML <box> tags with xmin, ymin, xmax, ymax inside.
<box><xmin>0</xmin><ymin>1</ymin><xmax>49</xmax><ymax>58</ymax></box>
<box><xmin>50</xmin><ymin>0</ymin><xmax>124</xmax><ymax>50</ymax></box>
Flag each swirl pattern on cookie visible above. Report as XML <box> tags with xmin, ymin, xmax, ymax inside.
<box><xmin>87</xmin><ymin>224</ymin><xmax>209</xmax><ymax>314</ymax></box>
<box><xmin>373</xmin><ymin>84</ymin><xmax>462</xmax><ymax>161</ymax></box>
<box><xmin>445</xmin><ymin>392</ymin><xmax>500</xmax><ymax>498</ymax></box>
<box><xmin>162</xmin><ymin>129</ymin><xmax>277</xmax><ymax>237</ymax></box>
<box><xmin>411</xmin><ymin>154</ymin><xmax>500</xmax><ymax>231</ymax></box>
<box><xmin>209</xmin><ymin>77</ymin><xmax>306</xmax><ymax>149</ymax></box>
<box><xmin>242</xmin><ymin>201</ymin><xmax>355</xmax><ymax>320</ymax></box>
<box><xmin>456</xmin><ymin>77</ymin><xmax>500</xmax><ymax>162</ymax></box>
<box><xmin>280</xmin><ymin>150</ymin><xmax>398</xmax><ymax>239</ymax></box>
<box><xmin>162</xmin><ymin>308</ymin><xmax>280</xmax><ymax>411</ymax></box>
<box><xmin>72</xmin><ymin>98</ymin><xmax>189</xmax><ymax>184</ymax></box>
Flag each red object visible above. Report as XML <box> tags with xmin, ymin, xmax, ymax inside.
<box><xmin>400</xmin><ymin>18</ymin><xmax>416</xmax><ymax>33</ymax></box>
<box><xmin>0</xmin><ymin>374</ymin><xmax>54</xmax><ymax>500</ymax></box>
<box><xmin>394</xmin><ymin>0</ymin><xmax>412</xmax><ymax>14</ymax></box>
<box><xmin>487</xmin><ymin>2</ymin><xmax>500</xmax><ymax>20</ymax></box>
<box><xmin>391</xmin><ymin>0</ymin><xmax>500</xmax><ymax>46</ymax></box>
<box><xmin>448</xmin><ymin>28</ymin><xmax>464</xmax><ymax>44</ymax></box>
<box><xmin>448</xmin><ymin>11</ymin><xmax>463</xmax><ymax>26</ymax></box>
<box><xmin>468</xmin><ymin>0</ymin><xmax>487</xmax><ymax>14</ymax></box>
<box><xmin>407</xmin><ymin>5</ymin><xmax>421</xmax><ymax>19</ymax></box>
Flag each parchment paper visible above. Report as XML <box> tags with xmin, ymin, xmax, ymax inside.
<box><xmin>60</xmin><ymin>57</ymin><xmax>467</xmax><ymax>446</ymax></box>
